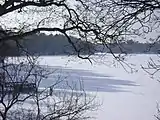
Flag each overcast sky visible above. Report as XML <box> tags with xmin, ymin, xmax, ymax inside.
<box><xmin>0</xmin><ymin>1</ymin><xmax>160</xmax><ymax>43</ymax></box>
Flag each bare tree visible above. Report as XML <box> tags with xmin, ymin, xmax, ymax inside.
<box><xmin>1</xmin><ymin>0</ymin><xmax>160</xmax><ymax>119</ymax></box>
<box><xmin>0</xmin><ymin>0</ymin><xmax>160</xmax><ymax>62</ymax></box>
<box><xmin>0</xmin><ymin>55</ymin><xmax>98</xmax><ymax>120</ymax></box>
<box><xmin>0</xmin><ymin>1</ymin><xmax>104</xmax><ymax>120</ymax></box>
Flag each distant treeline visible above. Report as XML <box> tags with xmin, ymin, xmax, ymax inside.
<box><xmin>1</xmin><ymin>33</ymin><xmax>160</xmax><ymax>56</ymax></box>
<box><xmin>22</xmin><ymin>34</ymin><xmax>95</xmax><ymax>55</ymax></box>
<box><xmin>96</xmin><ymin>40</ymin><xmax>160</xmax><ymax>54</ymax></box>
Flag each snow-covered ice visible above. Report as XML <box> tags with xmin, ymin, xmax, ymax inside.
<box><xmin>37</xmin><ymin>54</ymin><xmax>160</xmax><ymax>120</ymax></box>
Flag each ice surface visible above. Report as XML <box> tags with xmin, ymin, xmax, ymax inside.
<box><xmin>37</xmin><ymin>54</ymin><xmax>160</xmax><ymax>120</ymax></box>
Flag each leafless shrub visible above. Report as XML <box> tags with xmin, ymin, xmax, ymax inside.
<box><xmin>0</xmin><ymin>55</ymin><xmax>99</xmax><ymax>120</ymax></box>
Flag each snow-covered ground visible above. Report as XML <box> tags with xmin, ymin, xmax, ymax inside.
<box><xmin>37</xmin><ymin>54</ymin><xmax>160</xmax><ymax>120</ymax></box>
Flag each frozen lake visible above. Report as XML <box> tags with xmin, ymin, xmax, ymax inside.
<box><xmin>36</xmin><ymin>54</ymin><xmax>160</xmax><ymax>120</ymax></box>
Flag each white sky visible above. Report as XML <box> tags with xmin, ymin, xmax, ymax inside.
<box><xmin>0</xmin><ymin>0</ymin><xmax>160</xmax><ymax>43</ymax></box>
